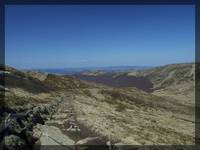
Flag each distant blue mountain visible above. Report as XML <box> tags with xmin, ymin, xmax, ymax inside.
<box><xmin>29</xmin><ymin>66</ymin><xmax>154</xmax><ymax>75</ymax></box>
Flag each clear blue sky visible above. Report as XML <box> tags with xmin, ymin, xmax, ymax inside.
<box><xmin>5</xmin><ymin>5</ymin><xmax>195</xmax><ymax>69</ymax></box>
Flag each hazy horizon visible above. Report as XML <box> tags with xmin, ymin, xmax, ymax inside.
<box><xmin>5</xmin><ymin>5</ymin><xmax>195</xmax><ymax>69</ymax></box>
<box><xmin>16</xmin><ymin>61</ymin><xmax>193</xmax><ymax>71</ymax></box>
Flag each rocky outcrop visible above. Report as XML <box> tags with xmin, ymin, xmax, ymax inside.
<box><xmin>0</xmin><ymin>98</ymin><xmax>62</xmax><ymax>150</ymax></box>
<box><xmin>1</xmin><ymin>134</ymin><xmax>26</xmax><ymax>150</ymax></box>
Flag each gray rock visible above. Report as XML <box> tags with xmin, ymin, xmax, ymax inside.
<box><xmin>41</xmin><ymin>114</ymin><xmax>48</xmax><ymax>121</ymax></box>
<box><xmin>33</xmin><ymin>107</ymin><xmax>40</xmax><ymax>114</ymax></box>
<box><xmin>33</xmin><ymin>124</ymin><xmax>75</xmax><ymax>145</ymax></box>
<box><xmin>39</xmin><ymin>105</ymin><xmax>49</xmax><ymax>115</ymax></box>
<box><xmin>24</xmin><ymin>104</ymin><xmax>34</xmax><ymax>111</ymax></box>
<box><xmin>11</xmin><ymin>106</ymin><xmax>23</xmax><ymax>112</ymax></box>
<box><xmin>3</xmin><ymin>134</ymin><xmax>26</xmax><ymax>150</ymax></box>
<box><xmin>76</xmin><ymin>137</ymin><xmax>105</xmax><ymax>145</ymax></box>
<box><xmin>31</xmin><ymin>108</ymin><xmax>45</xmax><ymax>125</ymax></box>
<box><xmin>5</xmin><ymin>114</ymin><xmax>24</xmax><ymax>135</ymax></box>
<box><xmin>24</xmin><ymin>130</ymin><xmax>38</xmax><ymax>145</ymax></box>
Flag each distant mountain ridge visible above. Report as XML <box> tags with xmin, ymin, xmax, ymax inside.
<box><xmin>26</xmin><ymin>66</ymin><xmax>153</xmax><ymax>75</ymax></box>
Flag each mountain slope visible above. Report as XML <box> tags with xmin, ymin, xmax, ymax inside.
<box><xmin>74</xmin><ymin>63</ymin><xmax>195</xmax><ymax>106</ymax></box>
<box><xmin>1</xmin><ymin>64</ymin><xmax>195</xmax><ymax>146</ymax></box>
<box><xmin>138</xmin><ymin>63</ymin><xmax>195</xmax><ymax>106</ymax></box>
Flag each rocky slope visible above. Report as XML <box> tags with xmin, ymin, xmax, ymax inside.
<box><xmin>0</xmin><ymin>64</ymin><xmax>195</xmax><ymax>149</ymax></box>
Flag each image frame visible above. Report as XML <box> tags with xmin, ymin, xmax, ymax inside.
<box><xmin>0</xmin><ymin>0</ymin><xmax>199</xmax><ymax>149</ymax></box>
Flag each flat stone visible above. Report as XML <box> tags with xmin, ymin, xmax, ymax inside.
<box><xmin>33</xmin><ymin>124</ymin><xmax>75</xmax><ymax>146</ymax></box>
<box><xmin>76</xmin><ymin>137</ymin><xmax>104</xmax><ymax>145</ymax></box>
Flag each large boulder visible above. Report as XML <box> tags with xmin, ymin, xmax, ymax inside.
<box><xmin>33</xmin><ymin>124</ymin><xmax>75</xmax><ymax>145</ymax></box>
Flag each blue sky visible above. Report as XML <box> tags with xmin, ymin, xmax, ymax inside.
<box><xmin>5</xmin><ymin>5</ymin><xmax>195</xmax><ymax>69</ymax></box>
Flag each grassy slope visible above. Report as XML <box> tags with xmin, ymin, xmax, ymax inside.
<box><xmin>71</xmin><ymin>87</ymin><xmax>194</xmax><ymax>145</ymax></box>
<box><xmin>138</xmin><ymin>63</ymin><xmax>195</xmax><ymax>106</ymax></box>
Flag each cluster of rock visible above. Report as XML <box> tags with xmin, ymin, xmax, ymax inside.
<box><xmin>0</xmin><ymin>99</ymin><xmax>62</xmax><ymax>150</ymax></box>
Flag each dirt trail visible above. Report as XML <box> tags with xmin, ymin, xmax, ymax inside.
<box><xmin>44</xmin><ymin>94</ymin><xmax>106</xmax><ymax>143</ymax></box>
